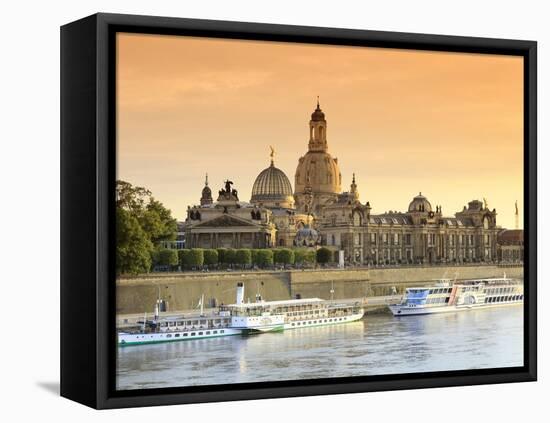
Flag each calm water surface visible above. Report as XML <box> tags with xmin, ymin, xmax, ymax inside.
<box><xmin>116</xmin><ymin>306</ymin><xmax>523</xmax><ymax>390</ymax></box>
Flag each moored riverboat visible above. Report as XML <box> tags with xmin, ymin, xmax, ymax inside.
<box><xmin>118</xmin><ymin>282</ymin><xmax>365</xmax><ymax>346</ymax></box>
<box><xmin>388</xmin><ymin>275</ymin><xmax>523</xmax><ymax>316</ymax></box>
<box><xmin>118</xmin><ymin>312</ymin><xmax>243</xmax><ymax>346</ymax></box>
<box><xmin>222</xmin><ymin>282</ymin><xmax>364</xmax><ymax>331</ymax></box>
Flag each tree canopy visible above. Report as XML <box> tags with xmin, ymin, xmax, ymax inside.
<box><xmin>116</xmin><ymin>180</ymin><xmax>178</xmax><ymax>276</ymax></box>
<box><xmin>116</xmin><ymin>208</ymin><xmax>153</xmax><ymax>275</ymax></box>
<box><xmin>273</xmin><ymin>248</ymin><xmax>295</xmax><ymax>265</ymax></box>
<box><xmin>316</xmin><ymin>247</ymin><xmax>333</xmax><ymax>264</ymax></box>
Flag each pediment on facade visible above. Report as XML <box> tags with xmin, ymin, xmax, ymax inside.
<box><xmin>192</xmin><ymin>214</ymin><xmax>259</xmax><ymax>228</ymax></box>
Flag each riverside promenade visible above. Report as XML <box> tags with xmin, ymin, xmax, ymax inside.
<box><xmin>116</xmin><ymin>263</ymin><xmax>523</xmax><ymax>315</ymax></box>
<box><xmin>116</xmin><ymin>294</ymin><xmax>402</xmax><ymax>328</ymax></box>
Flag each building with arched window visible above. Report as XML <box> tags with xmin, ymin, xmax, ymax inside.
<box><xmin>181</xmin><ymin>101</ymin><xmax>505</xmax><ymax>265</ymax></box>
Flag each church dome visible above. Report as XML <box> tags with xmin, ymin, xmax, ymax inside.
<box><xmin>408</xmin><ymin>192</ymin><xmax>432</xmax><ymax>213</ymax></box>
<box><xmin>294</xmin><ymin>100</ymin><xmax>341</xmax><ymax>214</ymax></box>
<box><xmin>294</xmin><ymin>151</ymin><xmax>341</xmax><ymax>195</ymax></box>
<box><xmin>251</xmin><ymin>161</ymin><xmax>294</xmax><ymax>209</ymax></box>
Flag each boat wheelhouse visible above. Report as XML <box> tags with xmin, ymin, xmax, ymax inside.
<box><xmin>388</xmin><ymin>276</ymin><xmax>523</xmax><ymax>316</ymax></box>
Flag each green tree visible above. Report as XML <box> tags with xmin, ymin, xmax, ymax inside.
<box><xmin>316</xmin><ymin>247</ymin><xmax>332</xmax><ymax>264</ymax></box>
<box><xmin>116</xmin><ymin>208</ymin><xmax>153</xmax><ymax>275</ymax></box>
<box><xmin>187</xmin><ymin>249</ymin><xmax>204</xmax><ymax>269</ymax></box>
<box><xmin>223</xmin><ymin>248</ymin><xmax>236</xmax><ymax>265</ymax></box>
<box><xmin>254</xmin><ymin>249</ymin><xmax>274</xmax><ymax>267</ymax></box>
<box><xmin>250</xmin><ymin>249</ymin><xmax>258</xmax><ymax>265</ymax></box>
<box><xmin>178</xmin><ymin>249</ymin><xmax>191</xmax><ymax>269</ymax></box>
<box><xmin>235</xmin><ymin>249</ymin><xmax>252</xmax><ymax>267</ymax></box>
<box><xmin>115</xmin><ymin>180</ymin><xmax>178</xmax><ymax>275</ymax></box>
<box><xmin>139</xmin><ymin>199</ymin><xmax>177</xmax><ymax>244</ymax></box>
<box><xmin>203</xmin><ymin>249</ymin><xmax>219</xmax><ymax>267</ymax></box>
<box><xmin>116</xmin><ymin>180</ymin><xmax>151</xmax><ymax>214</ymax></box>
<box><xmin>156</xmin><ymin>248</ymin><xmax>179</xmax><ymax>268</ymax></box>
<box><xmin>294</xmin><ymin>249</ymin><xmax>316</xmax><ymax>265</ymax></box>
<box><xmin>305</xmin><ymin>250</ymin><xmax>316</xmax><ymax>264</ymax></box>
<box><xmin>216</xmin><ymin>248</ymin><xmax>227</xmax><ymax>264</ymax></box>
<box><xmin>273</xmin><ymin>248</ymin><xmax>295</xmax><ymax>265</ymax></box>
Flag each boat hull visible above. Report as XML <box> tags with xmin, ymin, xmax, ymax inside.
<box><xmin>388</xmin><ymin>300</ymin><xmax>522</xmax><ymax>316</ymax></box>
<box><xmin>118</xmin><ymin>327</ymin><xmax>241</xmax><ymax>346</ymax></box>
<box><xmin>240</xmin><ymin>324</ymin><xmax>285</xmax><ymax>334</ymax></box>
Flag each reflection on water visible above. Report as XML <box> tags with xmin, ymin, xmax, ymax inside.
<box><xmin>116</xmin><ymin>306</ymin><xmax>523</xmax><ymax>390</ymax></box>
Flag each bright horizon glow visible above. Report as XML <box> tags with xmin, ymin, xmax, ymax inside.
<box><xmin>117</xmin><ymin>33</ymin><xmax>523</xmax><ymax>229</ymax></box>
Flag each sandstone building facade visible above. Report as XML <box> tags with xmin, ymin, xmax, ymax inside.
<box><xmin>182</xmin><ymin>101</ymin><xmax>508</xmax><ymax>265</ymax></box>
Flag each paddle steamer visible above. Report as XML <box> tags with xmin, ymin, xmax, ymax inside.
<box><xmin>118</xmin><ymin>282</ymin><xmax>364</xmax><ymax>346</ymax></box>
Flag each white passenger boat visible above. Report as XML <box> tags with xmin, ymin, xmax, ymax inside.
<box><xmin>118</xmin><ymin>282</ymin><xmax>365</xmax><ymax>346</ymax></box>
<box><xmin>223</xmin><ymin>298</ymin><xmax>364</xmax><ymax>332</ymax></box>
<box><xmin>388</xmin><ymin>275</ymin><xmax>523</xmax><ymax>316</ymax></box>
<box><xmin>117</xmin><ymin>316</ymin><xmax>242</xmax><ymax>346</ymax></box>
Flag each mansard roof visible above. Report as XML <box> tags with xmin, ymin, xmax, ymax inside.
<box><xmin>369</xmin><ymin>214</ymin><xmax>413</xmax><ymax>225</ymax></box>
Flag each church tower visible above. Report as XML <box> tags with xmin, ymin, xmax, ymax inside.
<box><xmin>294</xmin><ymin>99</ymin><xmax>342</xmax><ymax>214</ymax></box>
<box><xmin>308</xmin><ymin>97</ymin><xmax>328</xmax><ymax>152</ymax></box>
<box><xmin>200</xmin><ymin>173</ymin><xmax>213</xmax><ymax>206</ymax></box>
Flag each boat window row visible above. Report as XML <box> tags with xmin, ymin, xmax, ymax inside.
<box><xmin>273</xmin><ymin>304</ymin><xmax>326</xmax><ymax>313</ymax></box>
<box><xmin>485</xmin><ymin>287</ymin><xmax>518</xmax><ymax>295</ymax></box>
<box><xmin>460</xmin><ymin>285</ymin><xmax>482</xmax><ymax>292</ymax></box>
<box><xmin>429</xmin><ymin>288</ymin><xmax>452</xmax><ymax>294</ymax></box>
<box><xmin>288</xmin><ymin>310</ymin><xmax>323</xmax><ymax>317</ymax></box>
<box><xmin>290</xmin><ymin>317</ymin><xmax>345</xmax><ymax>326</ymax></box>
<box><xmin>485</xmin><ymin>295</ymin><xmax>523</xmax><ymax>303</ymax></box>
<box><xmin>159</xmin><ymin>319</ymin><xmax>230</xmax><ymax>328</ymax></box>
<box><xmin>165</xmin><ymin>329</ymin><xmax>226</xmax><ymax>338</ymax></box>
<box><xmin>427</xmin><ymin>297</ymin><xmax>450</xmax><ymax>304</ymax></box>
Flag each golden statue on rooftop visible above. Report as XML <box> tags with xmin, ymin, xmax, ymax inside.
<box><xmin>269</xmin><ymin>145</ymin><xmax>275</xmax><ymax>165</ymax></box>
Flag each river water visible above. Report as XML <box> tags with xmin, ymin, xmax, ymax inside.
<box><xmin>116</xmin><ymin>306</ymin><xmax>523</xmax><ymax>390</ymax></box>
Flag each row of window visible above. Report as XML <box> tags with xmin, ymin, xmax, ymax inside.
<box><xmin>485</xmin><ymin>287</ymin><xmax>517</xmax><ymax>295</ymax></box>
<box><xmin>427</xmin><ymin>297</ymin><xmax>450</xmax><ymax>304</ymax></box>
<box><xmin>161</xmin><ymin>319</ymin><xmax>230</xmax><ymax>328</ymax></box>
<box><xmin>273</xmin><ymin>304</ymin><xmax>325</xmax><ymax>313</ymax></box>
<box><xmin>165</xmin><ymin>329</ymin><xmax>226</xmax><ymax>338</ymax></box>
<box><xmin>290</xmin><ymin>317</ymin><xmax>345</xmax><ymax>327</ymax></box>
<box><xmin>485</xmin><ymin>295</ymin><xmax>523</xmax><ymax>303</ymax></box>
<box><xmin>429</xmin><ymin>288</ymin><xmax>453</xmax><ymax>294</ymax></box>
<box><xmin>366</xmin><ymin>234</ymin><xmax>483</xmax><ymax>247</ymax></box>
<box><xmin>287</xmin><ymin>310</ymin><xmax>322</xmax><ymax>317</ymax></box>
<box><xmin>370</xmin><ymin>233</ymin><xmax>412</xmax><ymax>246</ymax></box>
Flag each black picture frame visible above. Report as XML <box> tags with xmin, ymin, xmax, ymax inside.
<box><xmin>60</xmin><ymin>12</ymin><xmax>537</xmax><ymax>409</ymax></box>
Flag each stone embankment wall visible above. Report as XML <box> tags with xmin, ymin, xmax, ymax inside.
<box><xmin>116</xmin><ymin>271</ymin><xmax>290</xmax><ymax>314</ymax></box>
<box><xmin>116</xmin><ymin>265</ymin><xmax>523</xmax><ymax>314</ymax></box>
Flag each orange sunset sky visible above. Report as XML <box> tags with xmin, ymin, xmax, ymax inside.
<box><xmin>116</xmin><ymin>33</ymin><xmax>524</xmax><ymax>229</ymax></box>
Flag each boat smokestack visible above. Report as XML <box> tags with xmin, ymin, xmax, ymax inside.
<box><xmin>236</xmin><ymin>282</ymin><xmax>244</xmax><ymax>305</ymax></box>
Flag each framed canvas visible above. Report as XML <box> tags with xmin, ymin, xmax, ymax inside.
<box><xmin>60</xmin><ymin>13</ymin><xmax>537</xmax><ymax>409</ymax></box>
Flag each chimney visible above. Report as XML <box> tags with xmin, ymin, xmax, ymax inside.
<box><xmin>236</xmin><ymin>282</ymin><xmax>245</xmax><ymax>305</ymax></box>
